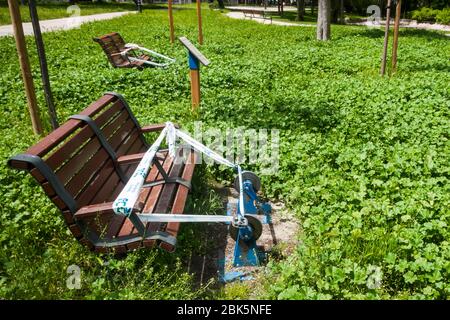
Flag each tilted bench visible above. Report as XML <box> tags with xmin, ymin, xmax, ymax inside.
<box><xmin>94</xmin><ymin>32</ymin><xmax>151</xmax><ymax>69</ymax></box>
<box><xmin>8</xmin><ymin>92</ymin><xmax>196</xmax><ymax>254</ymax></box>
<box><xmin>94</xmin><ymin>32</ymin><xmax>175</xmax><ymax>69</ymax></box>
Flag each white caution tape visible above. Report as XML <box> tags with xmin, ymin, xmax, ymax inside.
<box><xmin>113</xmin><ymin>127</ymin><xmax>167</xmax><ymax>216</ymax></box>
<box><xmin>113</xmin><ymin>122</ymin><xmax>246</xmax><ymax>221</ymax></box>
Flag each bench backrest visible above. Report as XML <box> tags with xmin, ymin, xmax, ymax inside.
<box><xmin>8</xmin><ymin>93</ymin><xmax>147</xmax><ymax>217</ymax></box>
<box><xmin>94</xmin><ymin>32</ymin><xmax>130</xmax><ymax>67</ymax></box>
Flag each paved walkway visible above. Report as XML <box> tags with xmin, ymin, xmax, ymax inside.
<box><xmin>349</xmin><ymin>20</ymin><xmax>450</xmax><ymax>32</ymax></box>
<box><xmin>226</xmin><ymin>5</ymin><xmax>297</xmax><ymax>13</ymax></box>
<box><xmin>226</xmin><ymin>11</ymin><xmax>315</xmax><ymax>27</ymax></box>
<box><xmin>226</xmin><ymin>6</ymin><xmax>450</xmax><ymax>34</ymax></box>
<box><xmin>0</xmin><ymin>11</ymin><xmax>135</xmax><ymax>37</ymax></box>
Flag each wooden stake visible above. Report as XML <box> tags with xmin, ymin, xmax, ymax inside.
<box><xmin>168</xmin><ymin>0</ymin><xmax>175</xmax><ymax>44</ymax></box>
<box><xmin>8</xmin><ymin>0</ymin><xmax>42</xmax><ymax>135</ymax></box>
<box><xmin>391</xmin><ymin>0</ymin><xmax>402</xmax><ymax>74</ymax></box>
<box><xmin>29</xmin><ymin>0</ymin><xmax>58</xmax><ymax>130</ymax></box>
<box><xmin>190</xmin><ymin>69</ymin><xmax>200</xmax><ymax>110</ymax></box>
<box><xmin>380</xmin><ymin>0</ymin><xmax>392</xmax><ymax>76</ymax></box>
<box><xmin>196</xmin><ymin>0</ymin><xmax>203</xmax><ymax>45</ymax></box>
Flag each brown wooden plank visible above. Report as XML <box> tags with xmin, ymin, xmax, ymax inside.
<box><xmin>51</xmin><ymin>195</ymin><xmax>69</xmax><ymax>211</ymax></box>
<box><xmin>8</xmin><ymin>159</ymin><xmax>30</xmax><ymax>170</ymax></box>
<box><xmin>74</xmin><ymin>202</ymin><xmax>114</xmax><ymax>220</ymax></box>
<box><xmin>89</xmin><ymin>171</ymin><xmax>121</xmax><ymax>205</ymax></box>
<box><xmin>26</xmin><ymin>94</ymin><xmax>115</xmax><ymax>157</ymax></box>
<box><xmin>143</xmin><ymin>151</ymin><xmax>185</xmax><ymax>248</ymax></box>
<box><xmin>55</xmin><ymin>138</ymin><xmax>101</xmax><ymax>185</ymax></box>
<box><xmin>104</xmin><ymin>146</ymin><xmax>150</xmax><ymax>240</ymax></box>
<box><xmin>99</xmin><ymin>108</ymin><xmax>129</xmax><ymax>140</ymax></box>
<box><xmin>115</xmin><ymin>129</ymin><xmax>140</xmax><ymax>156</ymax></box>
<box><xmin>45</xmin><ymin>125</ymin><xmax>95</xmax><ymax>171</ymax></box>
<box><xmin>62</xmin><ymin>210</ymin><xmax>74</xmax><ymax>224</ymax></box>
<box><xmin>68</xmin><ymin>224</ymin><xmax>82</xmax><ymax>238</ymax></box>
<box><xmin>160</xmin><ymin>150</ymin><xmax>197</xmax><ymax>252</ymax></box>
<box><xmin>75</xmin><ymin>160</ymin><xmax>116</xmax><ymax>207</ymax></box>
<box><xmin>93</xmin><ymin>100</ymin><xmax>124</xmax><ymax>129</ymax></box>
<box><xmin>26</xmin><ymin>119</ymin><xmax>81</xmax><ymax>157</ymax></box>
<box><xmin>117</xmin><ymin>153</ymin><xmax>145</xmax><ymax>165</ymax></box>
<box><xmin>140</xmin><ymin>123</ymin><xmax>178</xmax><ymax>133</ymax></box>
<box><xmin>41</xmin><ymin>181</ymin><xmax>56</xmax><ymax>197</ymax></box>
<box><xmin>117</xmin><ymin>152</ymin><xmax>173</xmax><ymax>239</ymax></box>
<box><xmin>65</xmin><ymin>148</ymin><xmax>110</xmax><ymax>197</ymax></box>
<box><xmin>29</xmin><ymin>167</ymin><xmax>45</xmax><ymax>183</ymax></box>
<box><xmin>77</xmin><ymin>94</ymin><xmax>116</xmax><ymax>119</ymax></box>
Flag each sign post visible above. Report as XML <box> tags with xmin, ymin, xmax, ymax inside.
<box><xmin>179</xmin><ymin>37</ymin><xmax>210</xmax><ymax>111</ymax></box>
<box><xmin>168</xmin><ymin>0</ymin><xmax>175</xmax><ymax>44</ymax></box>
<box><xmin>196</xmin><ymin>0</ymin><xmax>203</xmax><ymax>45</ymax></box>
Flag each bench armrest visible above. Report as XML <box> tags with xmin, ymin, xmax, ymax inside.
<box><xmin>117</xmin><ymin>153</ymin><xmax>145</xmax><ymax>165</ymax></box>
<box><xmin>117</xmin><ymin>152</ymin><xmax>166</xmax><ymax>165</ymax></box>
<box><xmin>74</xmin><ymin>201</ymin><xmax>144</xmax><ymax>220</ymax></box>
<box><xmin>110</xmin><ymin>47</ymin><xmax>135</xmax><ymax>57</ymax></box>
<box><xmin>140</xmin><ymin>123</ymin><xmax>179</xmax><ymax>133</ymax></box>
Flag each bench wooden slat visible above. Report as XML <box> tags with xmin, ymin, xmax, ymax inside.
<box><xmin>65</xmin><ymin>148</ymin><xmax>110</xmax><ymax>198</ymax></box>
<box><xmin>75</xmin><ymin>160</ymin><xmax>116</xmax><ymax>207</ymax></box>
<box><xmin>161</xmin><ymin>150</ymin><xmax>197</xmax><ymax>251</ymax></box>
<box><xmin>56</xmin><ymin>138</ymin><xmax>101</xmax><ymax>185</ymax></box>
<box><xmin>92</xmin><ymin>100</ymin><xmax>124</xmax><ymax>128</ymax></box>
<box><xmin>101</xmin><ymin>109</ymin><xmax>129</xmax><ymax>139</ymax></box>
<box><xmin>45</xmin><ymin>125</ymin><xmax>95</xmax><ymax>171</ymax></box>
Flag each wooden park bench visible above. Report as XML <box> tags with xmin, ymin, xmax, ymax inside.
<box><xmin>8</xmin><ymin>92</ymin><xmax>196</xmax><ymax>254</ymax></box>
<box><xmin>94</xmin><ymin>32</ymin><xmax>175</xmax><ymax>69</ymax></box>
<box><xmin>242</xmin><ymin>9</ymin><xmax>272</xmax><ymax>24</ymax></box>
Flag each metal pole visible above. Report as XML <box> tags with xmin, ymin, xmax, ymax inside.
<box><xmin>28</xmin><ymin>0</ymin><xmax>59</xmax><ymax>130</ymax></box>
<box><xmin>196</xmin><ymin>0</ymin><xmax>203</xmax><ymax>45</ymax></box>
<box><xmin>380</xmin><ymin>0</ymin><xmax>392</xmax><ymax>76</ymax></box>
<box><xmin>391</xmin><ymin>0</ymin><xmax>401</xmax><ymax>74</ymax></box>
<box><xmin>168</xmin><ymin>0</ymin><xmax>175</xmax><ymax>44</ymax></box>
<box><xmin>7</xmin><ymin>0</ymin><xmax>43</xmax><ymax>135</ymax></box>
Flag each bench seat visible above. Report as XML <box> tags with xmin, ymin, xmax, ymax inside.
<box><xmin>8</xmin><ymin>93</ymin><xmax>196</xmax><ymax>254</ymax></box>
<box><xmin>94</xmin><ymin>32</ymin><xmax>152</xmax><ymax>70</ymax></box>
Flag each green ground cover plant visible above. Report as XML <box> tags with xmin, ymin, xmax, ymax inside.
<box><xmin>0</xmin><ymin>5</ymin><xmax>449</xmax><ymax>299</ymax></box>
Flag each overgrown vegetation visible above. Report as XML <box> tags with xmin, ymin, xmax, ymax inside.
<box><xmin>411</xmin><ymin>7</ymin><xmax>450</xmax><ymax>24</ymax></box>
<box><xmin>0</xmin><ymin>5</ymin><xmax>449</xmax><ymax>299</ymax></box>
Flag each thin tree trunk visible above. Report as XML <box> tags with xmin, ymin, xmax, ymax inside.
<box><xmin>297</xmin><ymin>0</ymin><xmax>305</xmax><ymax>21</ymax></box>
<box><xmin>317</xmin><ymin>0</ymin><xmax>331</xmax><ymax>41</ymax></box>
<box><xmin>391</xmin><ymin>0</ymin><xmax>402</xmax><ymax>73</ymax></box>
<box><xmin>380</xmin><ymin>0</ymin><xmax>392</xmax><ymax>76</ymax></box>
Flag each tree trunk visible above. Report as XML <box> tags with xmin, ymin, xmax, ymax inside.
<box><xmin>317</xmin><ymin>0</ymin><xmax>331</xmax><ymax>41</ymax></box>
<box><xmin>296</xmin><ymin>0</ymin><xmax>305</xmax><ymax>21</ymax></box>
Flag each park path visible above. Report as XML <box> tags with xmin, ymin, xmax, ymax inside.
<box><xmin>0</xmin><ymin>11</ymin><xmax>135</xmax><ymax>37</ymax></box>
<box><xmin>225</xmin><ymin>6</ymin><xmax>450</xmax><ymax>35</ymax></box>
<box><xmin>226</xmin><ymin>12</ymin><xmax>315</xmax><ymax>27</ymax></box>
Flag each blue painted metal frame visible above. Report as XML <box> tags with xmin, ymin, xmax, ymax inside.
<box><xmin>188</xmin><ymin>52</ymin><xmax>200</xmax><ymax>70</ymax></box>
<box><xmin>231</xmin><ymin>178</ymin><xmax>272</xmax><ymax>267</ymax></box>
